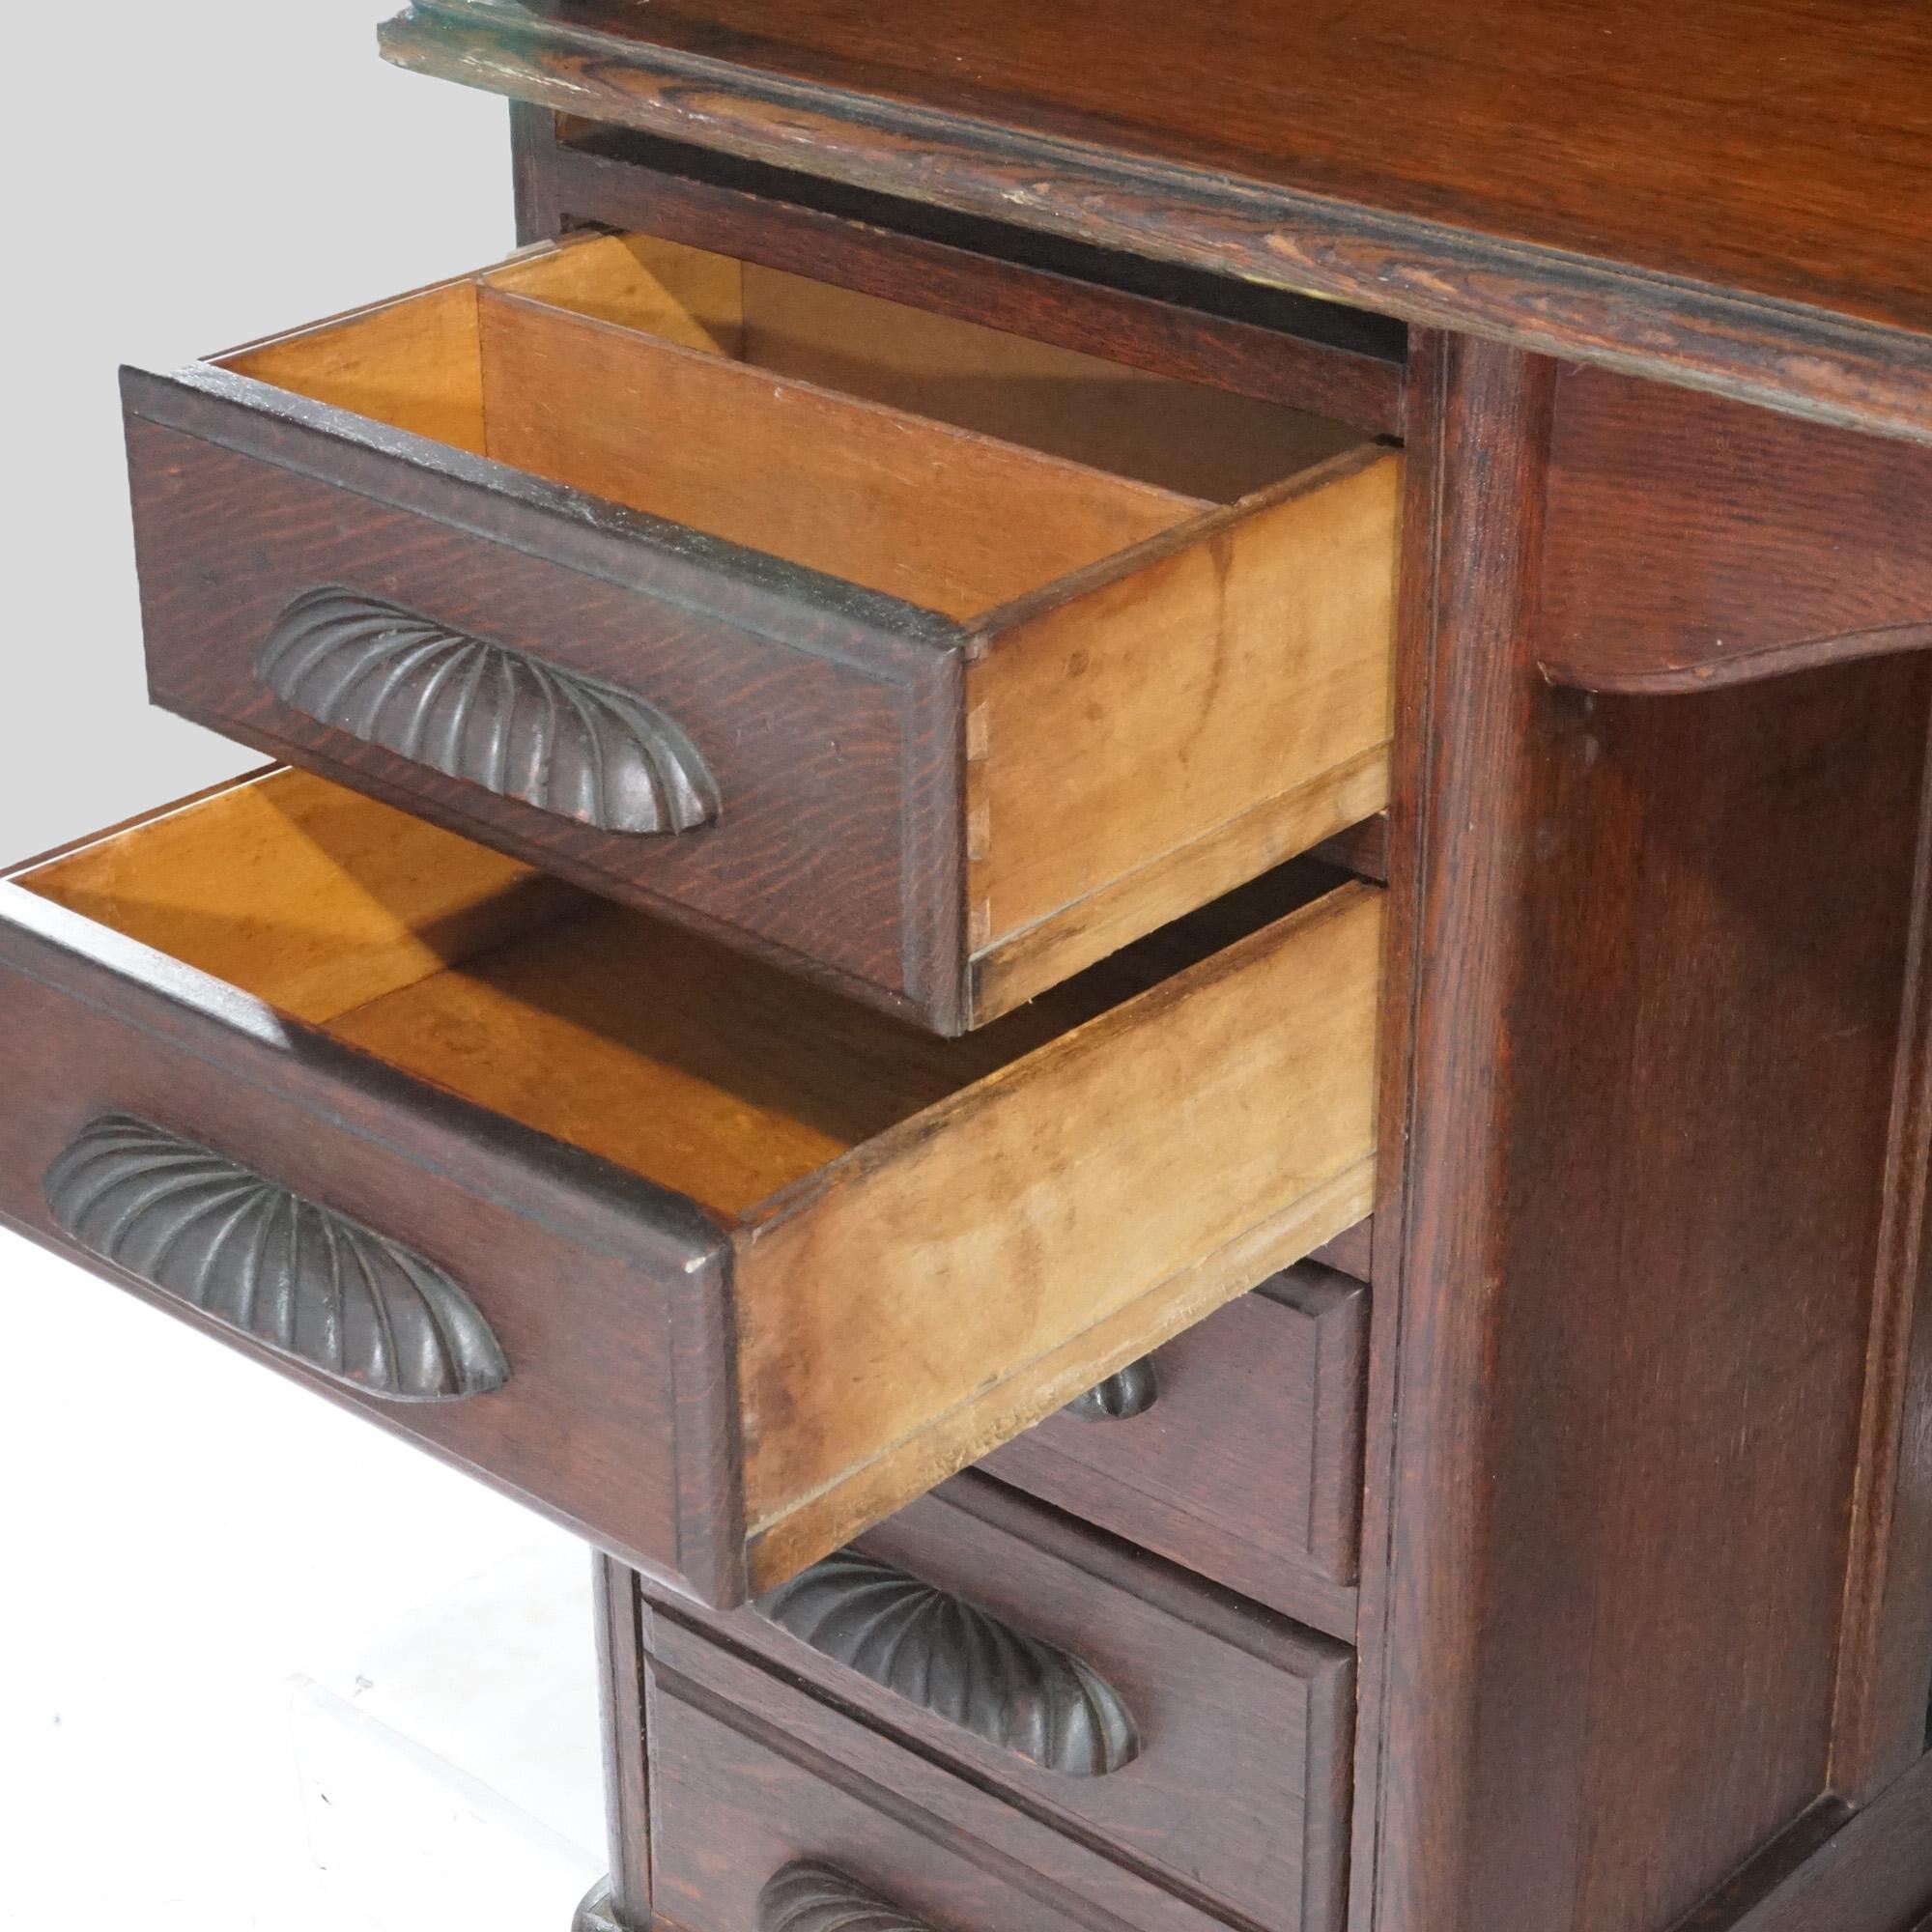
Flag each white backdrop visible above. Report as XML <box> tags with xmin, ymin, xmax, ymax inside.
<box><xmin>1</xmin><ymin>8</ymin><xmax>606</xmax><ymax>1925</ymax></box>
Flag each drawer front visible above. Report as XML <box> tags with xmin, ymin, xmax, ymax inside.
<box><xmin>643</xmin><ymin>1605</ymin><xmax>1268</xmax><ymax>1932</ymax></box>
<box><xmin>0</xmin><ymin>880</ymin><xmax>742</xmax><ymax>1598</ymax></box>
<box><xmin>123</xmin><ymin>391</ymin><xmax>960</xmax><ymax>1026</ymax></box>
<box><xmin>980</xmin><ymin>1262</ymin><xmax>1368</xmax><ymax>1636</ymax></box>
<box><xmin>665</xmin><ymin>1473</ymin><xmax>1353</xmax><ymax>1931</ymax></box>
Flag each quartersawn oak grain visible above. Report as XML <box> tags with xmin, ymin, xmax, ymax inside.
<box><xmin>0</xmin><ymin>768</ymin><xmax>1380</xmax><ymax>1605</ymax></box>
<box><xmin>125</xmin><ymin>227</ymin><xmax>1397</xmax><ymax>1032</ymax></box>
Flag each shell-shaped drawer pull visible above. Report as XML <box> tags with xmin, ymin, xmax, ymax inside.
<box><xmin>256</xmin><ymin>586</ymin><xmax>721</xmax><ymax>836</ymax></box>
<box><xmin>758</xmin><ymin>1862</ymin><xmax>943</xmax><ymax>1932</ymax></box>
<box><xmin>43</xmin><ymin>1114</ymin><xmax>508</xmax><ymax>1403</ymax></box>
<box><xmin>753</xmin><ymin>1549</ymin><xmax>1139</xmax><ymax>1776</ymax></box>
<box><xmin>1062</xmin><ymin>1355</ymin><xmax>1158</xmax><ymax>1420</ymax></box>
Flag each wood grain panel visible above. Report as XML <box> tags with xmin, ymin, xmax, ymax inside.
<box><xmin>730</xmin><ymin>265</ymin><xmax>1365</xmax><ymax>503</ymax></box>
<box><xmin>540</xmin><ymin>126</ymin><xmax>1406</xmax><ymax>434</ymax></box>
<box><xmin>226</xmin><ymin>280</ymin><xmax>486</xmax><ymax>451</ymax></box>
<box><xmin>474</xmin><ymin>284</ymin><xmax>1197</xmax><ymax>620</ymax></box>
<box><xmin>1357</xmin><ymin>333</ymin><xmax>1932</xmax><ymax>1932</ymax></box>
<box><xmin>1541</xmin><ymin>369</ymin><xmax>1932</xmax><ymax>693</ymax></box>
<box><xmin>1710</xmin><ymin>1754</ymin><xmax>1932</xmax><ymax>1932</ymax></box>
<box><xmin>22</xmin><ymin>766</ymin><xmax>574</xmax><ymax>1024</ymax></box>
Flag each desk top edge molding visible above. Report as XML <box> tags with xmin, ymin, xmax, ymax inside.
<box><xmin>381</xmin><ymin>0</ymin><xmax>1932</xmax><ymax>452</ymax></box>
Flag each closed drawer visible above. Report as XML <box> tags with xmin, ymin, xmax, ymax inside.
<box><xmin>981</xmin><ymin>1261</ymin><xmax>1368</xmax><ymax>1636</ymax></box>
<box><xmin>0</xmin><ymin>767</ymin><xmax>1379</xmax><ymax>1605</ymax></box>
<box><xmin>123</xmin><ymin>227</ymin><xmax>1399</xmax><ymax>1034</ymax></box>
<box><xmin>654</xmin><ymin>1472</ymin><xmax>1352</xmax><ymax>1931</ymax></box>
<box><xmin>641</xmin><ymin>1597</ymin><xmax>1321</xmax><ymax>1932</ymax></box>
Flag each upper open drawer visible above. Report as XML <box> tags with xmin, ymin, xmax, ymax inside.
<box><xmin>0</xmin><ymin>769</ymin><xmax>1378</xmax><ymax>1605</ymax></box>
<box><xmin>122</xmin><ymin>230</ymin><xmax>1398</xmax><ymax>1034</ymax></box>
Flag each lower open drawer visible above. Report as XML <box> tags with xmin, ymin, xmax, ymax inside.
<box><xmin>0</xmin><ymin>767</ymin><xmax>1378</xmax><ymax>1604</ymax></box>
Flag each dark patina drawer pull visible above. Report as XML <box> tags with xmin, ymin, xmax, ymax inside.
<box><xmin>754</xmin><ymin>1549</ymin><xmax>1139</xmax><ymax>1776</ymax></box>
<box><xmin>257</xmin><ymin>587</ymin><xmax>721</xmax><ymax>836</ymax></box>
<box><xmin>757</xmin><ymin>1862</ymin><xmax>939</xmax><ymax>1932</ymax></box>
<box><xmin>1062</xmin><ymin>1355</ymin><xmax>1158</xmax><ymax>1420</ymax></box>
<box><xmin>43</xmin><ymin>1114</ymin><xmax>508</xmax><ymax>1403</ymax></box>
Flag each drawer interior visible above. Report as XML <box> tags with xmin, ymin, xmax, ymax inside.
<box><xmin>19</xmin><ymin>768</ymin><xmax>1341</xmax><ymax>1220</ymax></box>
<box><xmin>220</xmin><ymin>231</ymin><xmax>1367</xmax><ymax>621</ymax></box>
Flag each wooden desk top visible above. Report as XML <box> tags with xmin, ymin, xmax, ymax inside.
<box><xmin>381</xmin><ymin>0</ymin><xmax>1932</xmax><ymax>444</ymax></box>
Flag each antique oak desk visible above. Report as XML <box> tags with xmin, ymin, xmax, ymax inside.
<box><xmin>9</xmin><ymin>5</ymin><xmax>1932</xmax><ymax>1929</ymax></box>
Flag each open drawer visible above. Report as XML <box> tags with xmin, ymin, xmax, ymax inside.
<box><xmin>122</xmin><ymin>229</ymin><xmax>1398</xmax><ymax>1035</ymax></box>
<box><xmin>0</xmin><ymin>769</ymin><xmax>1379</xmax><ymax>1604</ymax></box>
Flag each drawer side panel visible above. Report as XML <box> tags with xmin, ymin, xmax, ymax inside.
<box><xmin>739</xmin><ymin>882</ymin><xmax>1383</xmax><ymax>1579</ymax></box>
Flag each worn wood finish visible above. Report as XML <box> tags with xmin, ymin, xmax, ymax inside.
<box><xmin>641</xmin><ymin>1610</ymin><xmax>1250</xmax><ymax>1932</ymax></box>
<box><xmin>980</xmin><ymin>1262</ymin><xmax>1368</xmax><ymax>1637</ymax></box>
<box><xmin>1</xmin><ymin>768</ymin><xmax>1378</xmax><ymax>1606</ymax></box>
<box><xmin>126</xmin><ymin>229</ymin><xmax>1395</xmax><ymax>1031</ymax></box>
<box><xmin>1356</xmin><ymin>331</ymin><xmax>1932</xmax><ymax>1932</ymax></box>
<box><xmin>1540</xmin><ymin>370</ymin><xmax>1932</xmax><ymax>694</ymax></box>
<box><xmin>379</xmin><ymin>0</ymin><xmax>1932</xmax><ymax>443</ymax></box>
<box><xmin>659</xmin><ymin>1472</ymin><xmax>1352</xmax><ymax>1932</ymax></box>
<box><xmin>536</xmin><ymin>127</ymin><xmax>1406</xmax><ymax>434</ymax></box>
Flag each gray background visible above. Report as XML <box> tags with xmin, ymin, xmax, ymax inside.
<box><xmin>9</xmin><ymin>0</ymin><xmax>511</xmax><ymax>855</ymax></box>
<box><xmin>4</xmin><ymin>10</ymin><xmax>610</xmax><ymax>1925</ymax></box>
